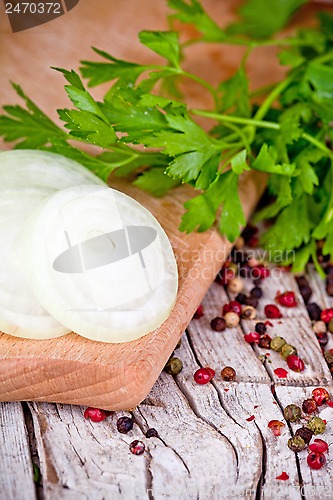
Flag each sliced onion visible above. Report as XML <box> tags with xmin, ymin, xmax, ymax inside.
<box><xmin>23</xmin><ymin>185</ymin><xmax>178</xmax><ymax>343</ymax></box>
<box><xmin>0</xmin><ymin>189</ymin><xmax>70</xmax><ymax>339</ymax></box>
<box><xmin>0</xmin><ymin>150</ymin><xmax>104</xmax><ymax>190</ymax></box>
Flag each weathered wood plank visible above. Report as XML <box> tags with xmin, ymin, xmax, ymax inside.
<box><xmin>0</xmin><ymin>403</ymin><xmax>36</xmax><ymax>500</ymax></box>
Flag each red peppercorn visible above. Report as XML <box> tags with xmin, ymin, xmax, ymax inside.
<box><xmin>309</xmin><ymin>439</ymin><xmax>328</xmax><ymax>453</ymax></box>
<box><xmin>302</xmin><ymin>399</ymin><xmax>317</xmax><ymax>414</ymax></box>
<box><xmin>244</xmin><ymin>331</ymin><xmax>261</xmax><ymax>344</ymax></box>
<box><xmin>307</xmin><ymin>451</ymin><xmax>326</xmax><ymax>470</ymax></box>
<box><xmin>252</xmin><ymin>264</ymin><xmax>270</xmax><ymax>280</ymax></box>
<box><xmin>276</xmin><ymin>291</ymin><xmax>297</xmax><ymax>308</ymax></box>
<box><xmin>312</xmin><ymin>388</ymin><xmax>330</xmax><ymax>406</ymax></box>
<box><xmin>129</xmin><ymin>440</ymin><xmax>145</xmax><ymax>456</ymax></box>
<box><xmin>286</xmin><ymin>355</ymin><xmax>305</xmax><ymax>372</ymax></box>
<box><xmin>222</xmin><ymin>301</ymin><xmax>242</xmax><ymax>317</ymax></box>
<box><xmin>193</xmin><ymin>305</ymin><xmax>204</xmax><ymax>319</ymax></box>
<box><xmin>265</xmin><ymin>304</ymin><xmax>283</xmax><ymax>319</ymax></box>
<box><xmin>84</xmin><ymin>407</ymin><xmax>109</xmax><ymax>423</ymax></box>
<box><xmin>268</xmin><ymin>420</ymin><xmax>285</xmax><ymax>436</ymax></box>
<box><xmin>194</xmin><ymin>367</ymin><xmax>213</xmax><ymax>384</ymax></box>
<box><xmin>206</xmin><ymin>367</ymin><xmax>215</xmax><ymax>379</ymax></box>
<box><xmin>259</xmin><ymin>334</ymin><xmax>272</xmax><ymax>349</ymax></box>
<box><xmin>274</xmin><ymin>368</ymin><xmax>288</xmax><ymax>379</ymax></box>
<box><xmin>321</xmin><ymin>308</ymin><xmax>333</xmax><ymax>323</ymax></box>
<box><xmin>215</xmin><ymin>267</ymin><xmax>235</xmax><ymax>286</ymax></box>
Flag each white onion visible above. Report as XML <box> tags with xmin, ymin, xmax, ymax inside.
<box><xmin>0</xmin><ymin>150</ymin><xmax>104</xmax><ymax>190</ymax></box>
<box><xmin>0</xmin><ymin>150</ymin><xmax>105</xmax><ymax>339</ymax></box>
<box><xmin>0</xmin><ymin>189</ymin><xmax>70</xmax><ymax>339</ymax></box>
<box><xmin>23</xmin><ymin>185</ymin><xmax>178</xmax><ymax>343</ymax></box>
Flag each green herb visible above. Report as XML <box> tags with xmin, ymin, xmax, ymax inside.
<box><xmin>1</xmin><ymin>0</ymin><xmax>333</xmax><ymax>270</ymax></box>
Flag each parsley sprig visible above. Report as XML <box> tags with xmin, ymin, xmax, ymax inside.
<box><xmin>1</xmin><ymin>0</ymin><xmax>333</xmax><ymax>272</ymax></box>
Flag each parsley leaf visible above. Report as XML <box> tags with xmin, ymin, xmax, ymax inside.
<box><xmin>252</xmin><ymin>144</ymin><xmax>296</xmax><ymax>175</ymax></box>
<box><xmin>139</xmin><ymin>31</ymin><xmax>180</xmax><ymax>68</ymax></box>
<box><xmin>133</xmin><ymin>168</ymin><xmax>181</xmax><ymax>197</ymax></box>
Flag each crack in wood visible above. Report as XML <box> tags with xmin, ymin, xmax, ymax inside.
<box><xmin>22</xmin><ymin>403</ymin><xmax>44</xmax><ymax>500</ymax></box>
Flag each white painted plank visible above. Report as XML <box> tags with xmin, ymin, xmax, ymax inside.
<box><xmin>0</xmin><ymin>403</ymin><xmax>36</xmax><ymax>500</ymax></box>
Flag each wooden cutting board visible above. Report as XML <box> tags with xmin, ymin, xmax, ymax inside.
<box><xmin>0</xmin><ymin>0</ymin><xmax>319</xmax><ymax>410</ymax></box>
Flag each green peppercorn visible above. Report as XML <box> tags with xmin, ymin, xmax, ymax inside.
<box><xmin>281</xmin><ymin>343</ymin><xmax>298</xmax><ymax>359</ymax></box>
<box><xmin>307</xmin><ymin>416</ymin><xmax>326</xmax><ymax>435</ymax></box>
<box><xmin>324</xmin><ymin>350</ymin><xmax>333</xmax><ymax>365</ymax></box>
<box><xmin>328</xmin><ymin>318</ymin><xmax>333</xmax><ymax>334</ymax></box>
<box><xmin>270</xmin><ymin>336</ymin><xmax>287</xmax><ymax>352</ymax></box>
<box><xmin>283</xmin><ymin>404</ymin><xmax>302</xmax><ymax>422</ymax></box>
<box><xmin>288</xmin><ymin>436</ymin><xmax>306</xmax><ymax>453</ymax></box>
<box><xmin>164</xmin><ymin>357</ymin><xmax>183</xmax><ymax>375</ymax></box>
<box><xmin>294</xmin><ymin>426</ymin><xmax>313</xmax><ymax>444</ymax></box>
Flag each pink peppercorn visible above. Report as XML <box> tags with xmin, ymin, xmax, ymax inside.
<box><xmin>286</xmin><ymin>355</ymin><xmax>305</xmax><ymax>372</ymax></box>
<box><xmin>244</xmin><ymin>332</ymin><xmax>261</xmax><ymax>344</ymax></box>
<box><xmin>194</xmin><ymin>367</ymin><xmax>214</xmax><ymax>385</ymax></box>
<box><xmin>321</xmin><ymin>308</ymin><xmax>333</xmax><ymax>323</ymax></box>
<box><xmin>84</xmin><ymin>407</ymin><xmax>109</xmax><ymax>423</ymax></box>
<box><xmin>264</xmin><ymin>304</ymin><xmax>283</xmax><ymax>319</ymax></box>
<box><xmin>193</xmin><ymin>304</ymin><xmax>204</xmax><ymax>319</ymax></box>
<box><xmin>222</xmin><ymin>300</ymin><xmax>242</xmax><ymax>316</ymax></box>
<box><xmin>276</xmin><ymin>291</ymin><xmax>297</xmax><ymax>308</ymax></box>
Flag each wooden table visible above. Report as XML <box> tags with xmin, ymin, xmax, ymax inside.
<box><xmin>1</xmin><ymin>1</ymin><xmax>333</xmax><ymax>498</ymax></box>
<box><xmin>1</xmin><ymin>262</ymin><xmax>333</xmax><ymax>499</ymax></box>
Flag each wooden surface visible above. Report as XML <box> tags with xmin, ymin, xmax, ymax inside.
<box><xmin>1</xmin><ymin>261</ymin><xmax>333</xmax><ymax>499</ymax></box>
<box><xmin>0</xmin><ymin>0</ymin><xmax>269</xmax><ymax>410</ymax></box>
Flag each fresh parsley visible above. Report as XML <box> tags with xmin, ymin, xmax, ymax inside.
<box><xmin>1</xmin><ymin>0</ymin><xmax>333</xmax><ymax>271</ymax></box>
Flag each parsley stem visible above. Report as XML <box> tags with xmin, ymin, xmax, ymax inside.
<box><xmin>180</xmin><ymin>70</ymin><xmax>219</xmax><ymax>108</ymax></box>
<box><xmin>254</xmin><ymin>76</ymin><xmax>292</xmax><ymax>120</ymax></box>
<box><xmin>191</xmin><ymin>109</ymin><xmax>280</xmax><ymax>130</ymax></box>
<box><xmin>302</xmin><ymin>133</ymin><xmax>333</xmax><ymax>160</ymax></box>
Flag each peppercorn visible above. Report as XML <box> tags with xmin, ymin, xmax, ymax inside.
<box><xmin>250</xmin><ymin>286</ymin><xmax>263</xmax><ymax>299</ymax></box>
<box><xmin>223</xmin><ymin>301</ymin><xmax>242</xmax><ymax>316</ymax></box>
<box><xmin>302</xmin><ymin>399</ymin><xmax>317</xmax><ymax>414</ymax></box>
<box><xmin>242</xmin><ymin>305</ymin><xmax>257</xmax><ymax>320</ymax></box>
<box><xmin>316</xmin><ymin>331</ymin><xmax>329</xmax><ymax>347</ymax></box>
<box><xmin>321</xmin><ymin>308</ymin><xmax>333</xmax><ymax>323</ymax></box>
<box><xmin>240</xmin><ymin>265</ymin><xmax>251</xmax><ymax>278</ymax></box>
<box><xmin>253</xmin><ymin>278</ymin><xmax>262</xmax><ymax>286</ymax></box>
<box><xmin>281</xmin><ymin>343</ymin><xmax>298</xmax><ymax>359</ymax></box>
<box><xmin>117</xmin><ymin>416</ymin><xmax>134</xmax><ymax>434</ymax></box>
<box><xmin>294</xmin><ymin>426</ymin><xmax>314</xmax><ymax>444</ymax></box>
<box><xmin>299</xmin><ymin>285</ymin><xmax>312</xmax><ymax>304</ymax></box>
<box><xmin>288</xmin><ymin>436</ymin><xmax>306</xmax><ymax>453</ymax></box>
<box><xmin>307</xmin><ymin>451</ymin><xmax>326</xmax><ymax>470</ymax></box>
<box><xmin>270</xmin><ymin>336</ymin><xmax>287</xmax><ymax>352</ymax></box>
<box><xmin>325</xmin><ymin>263</ymin><xmax>333</xmax><ymax>275</ymax></box>
<box><xmin>235</xmin><ymin>292</ymin><xmax>247</xmax><ymax>304</ymax></box>
<box><xmin>307</xmin><ymin>416</ymin><xmax>326</xmax><ymax>435</ymax></box>
<box><xmin>210</xmin><ymin>316</ymin><xmax>227</xmax><ymax>332</ymax></box>
<box><xmin>175</xmin><ymin>338</ymin><xmax>182</xmax><ymax>350</ymax></box>
<box><xmin>255</xmin><ymin>322</ymin><xmax>266</xmax><ymax>335</ymax></box>
<box><xmin>307</xmin><ymin>302</ymin><xmax>322</xmax><ymax>321</ymax></box>
<box><xmin>326</xmin><ymin>283</ymin><xmax>333</xmax><ymax>297</ymax></box>
<box><xmin>193</xmin><ymin>305</ymin><xmax>204</xmax><ymax>319</ymax></box>
<box><xmin>324</xmin><ymin>349</ymin><xmax>333</xmax><ymax>365</ymax></box>
<box><xmin>224</xmin><ymin>311</ymin><xmax>240</xmax><ymax>327</ymax></box>
<box><xmin>227</xmin><ymin>277</ymin><xmax>244</xmax><ymax>294</ymax></box>
<box><xmin>283</xmin><ymin>404</ymin><xmax>302</xmax><ymax>422</ymax></box>
<box><xmin>129</xmin><ymin>440</ymin><xmax>145</xmax><ymax>455</ymax></box>
<box><xmin>313</xmin><ymin>320</ymin><xmax>327</xmax><ymax>334</ymax></box>
<box><xmin>221</xmin><ymin>366</ymin><xmax>236</xmax><ymax>381</ymax></box>
<box><xmin>164</xmin><ymin>357</ymin><xmax>183</xmax><ymax>375</ymax></box>
<box><xmin>295</xmin><ymin>275</ymin><xmax>310</xmax><ymax>288</ymax></box>
<box><xmin>312</xmin><ymin>387</ymin><xmax>330</xmax><ymax>406</ymax></box>
<box><xmin>328</xmin><ymin>319</ymin><xmax>333</xmax><ymax>334</ymax></box>
<box><xmin>258</xmin><ymin>334</ymin><xmax>272</xmax><ymax>349</ymax></box>
<box><xmin>265</xmin><ymin>304</ymin><xmax>282</xmax><ymax>319</ymax></box>
<box><xmin>146</xmin><ymin>428</ymin><xmax>158</xmax><ymax>438</ymax></box>
<box><xmin>244</xmin><ymin>296</ymin><xmax>259</xmax><ymax>308</ymax></box>
<box><xmin>286</xmin><ymin>355</ymin><xmax>305</xmax><ymax>372</ymax></box>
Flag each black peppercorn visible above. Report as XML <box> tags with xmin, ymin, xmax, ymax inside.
<box><xmin>245</xmin><ymin>296</ymin><xmax>259</xmax><ymax>308</ymax></box>
<box><xmin>326</xmin><ymin>282</ymin><xmax>333</xmax><ymax>297</ymax></box>
<box><xmin>255</xmin><ymin>322</ymin><xmax>266</xmax><ymax>335</ymax></box>
<box><xmin>299</xmin><ymin>285</ymin><xmax>312</xmax><ymax>304</ymax></box>
<box><xmin>253</xmin><ymin>278</ymin><xmax>262</xmax><ymax>286</ymax></box>
<box><xmin>235</xmin><ymin>293</ymin><xmax>247</xmax><ymax>304</ymax></box>
<box><xmin>307</xmin><ymin>302</ymin><xmax>322</xmax><ymax>321</ymax></box>
<box><xmin>296</xmin><ymin>276</ymin><xmax>310</xmax><ymax>288</ymax></box>
<box><xmin>117</xmin><ymin>416</ymin><xmax>134</xmax><ymax>434</ymax></box>
<box><xmin>294</xmin><ymin>426</ymin><xmax>314</xmax><ymax>444</ymax></box>
<box><xmin>250</xmin><ymin>286</ymin><xmax>263</xmax><ymax>299</ymax></box>
<box><xmin>164</xmin><ymin>357</ymin><xmax>183</xmax><ymax>375</ymax></box>
<box><xmin>240</xmin><ymin>265</ymin><xmax>251</xmax><ymax>278</ymax></box>
<box><xmin>210</xmin><ymin>317</ymin><xmax>226</xmax><ymax>332</ymax></box>
<box><xmin>146</xmin><ymin>428</ymin><xmax>159</xmax><ymax>438</ymax></box>
<box><xmin>302</xmin><ymin>398</ymin><xmax>317</xmax><ymax>414</ymax></box>
<box><xmin>325</xmin><ymin>263</ymin><xmax>333</xmax><ymax>275</ymax></box>
<box><xmin>258</xmin><ymin>334</ymin><xmax>272</xmax><ymax>349</ymax></box>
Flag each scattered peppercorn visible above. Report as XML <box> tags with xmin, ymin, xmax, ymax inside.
<box><xmin>270</xmin><ymin>336</ymin><xmax>287</xmax><ymax>352</ymax></box>
<box><xmin>84</xmin><ymin>407</ymin><xmax>109</xmax><ymax>423</ymax></box>
<box><xmin>227</xmin><ymin>277</ymin><xmax>244</xmax><ymax>294</ymax></box>
<box><xmin>235</xmin><ymin>292</ymin><xmax>247</xmax><ymax>304</ymax></box>
<box><xmin>284</xmin><ymin>404</ymin><xmax>302</xmax><ymax>422</ymax></box>
<box><xmin>268</xmin><ymin>420</ymin><xmax>285</xmax><ymax>436</ymax></box>
<box><xmin>288</xmin><ymin>436</ymin><xmax>306</xmax><ymax>453</ymax></box>
<box><xmin>286</xmin><ymin>355</ymin><xmax>305</xmax><ymax>372</ymax></box>
<box><xmin>146</xmin><ymin>428</ymin><xmax>159</xmax><ymax>438</ymax></box>
<box><xmin>244</xmin><ymin>331</ymin><xmax>261</xmax><ymax>344</ymax></box>
<box><xmin>316</xmin><ymin>331</ymin><xmax>329</xmax><ymax>347</ymax></box>
<box><xmin>117</xmin><ymin>416</ymin><xmax>134</xmax><ymax>434</ymax></box>
<box><xmin>265</xmin><ymin>304</ymin><xmax>282</xmax><ymax>319</ymax></box>
<box><xmin>276</xmin><ymin>291</ymin><xmax>297</xmax><ymax>308</ymax></box>
<box><xmin>250</xmin><ymin>286</ymin><xmax>263</xmax><ymax>299</ymax></box>
<box><xmin>281</xmin><ymin>343</ymin><xmax>298</xmax><ymax>359</ymax></box>
<box><xmin>224</xmin><ymin>311</ymin><xmax>240</xmax><ymax>327</ymax></box>
<box><xmin>312</xmin><ymin>388</ymin><xmax>330</xmax><ymax>406</ymax></box>
<box><xmin>210</xmin><ymin>316</ymin><xmax>226</xmax><ymax>332</ymax></box>
<box><xmin>255</xmin><ymin>322</ymin><xmax>266</xmax><ymax>335</ymax></box>
<box><xmin>309</xmin><ymin>439</ymin><xmax>328</xmax><ymax>453</ymax></box>
<box><xmin>244</xmin><ymin>296</ymin><xmax>259</xmax><ymax>308</ymax></box>
<box><xmin>307</xmin><ymin>416</ymin><xmax>326</xmax><ymax>435</ymax></box>
<box><xmin>193</xmin><ymin>305</ymin><xmax>204</xmax><ymax>319</ymax></box>
<box><xmin>223</xmin><ymin>301</ymin><xmax>242</xmax><ymax>316</ymax></box>
<box><xmin>313</xmin><ymin>320</ymin><xmax>327</xmax><ymax>334</ymax></box>
<box><xmin>295</xmin><ymin>275</ymin><xmax>310</xmax><ymax>288</ymax></box>
<box><xmin>194</xmin><ymin>367</ymin><xmax>214</xmax><ymax>384</ymax></box>
<box><xmin>321</xmin><ymin>308</ymin><xmax>333</xmax><ymax>323</ymax></box>
<box><xmin>307</xmin><ymin>302</ymin><xmax>322</xmax><ymax>321</ymax></box>
<box><xmin>242</xmin><ymin>305</ymin><xmax>257</xmax><ymax>320</ymax></box>
<box><xmin>221</xmin><ymin>366</ymin><xmax>236</xmax><ymax>381</ymax></box>
<box><xmin>164</xmin><ymin>357</ymin><xmax>183</xmax><ymax>375</ymax></box>
<box><xmin>253</xmin><ymin>278</ymin><xmax>262</xmax><ymax>286</ymax></box>
<box><xmin>328</xmin><ymin>318</ymin><xmax>333</xmax><ymax>334</ymax></box>
<box><xmin>302</xmin><ymin>399</ymin><xmax>317</xmax><ymax>414</ymax></box>
<box><xmin>295</xmin><ymin>427</ymin><xmax>313</xmax><ymax>444</ymax></box>
<box><xmin>252</xmin><ymin>264</ymin><xmax>270</xmax><ymax>280</ymax></box>
<box><xmin>307</xmin><ymin>451</ymin><xmax>326</xmax><ymax>470</ymax></box>
<box><xmin>299</xmin><ymin>285</ymin><xmax>312</xmax><ymax>304</ymax></box>
<box><xmin>259</xmin><ymin>334</ymin><xmax>272</xmax><ymax>349</ymax></box>
<box><xmin>129</xmin><ymin>440</ymin><xmax>145</xmax><ymax>456</ymax></box>
<box><xmin>324</xmin><ymin>349</ymin><xmax>333</xmax><ymax>365</ymax></box>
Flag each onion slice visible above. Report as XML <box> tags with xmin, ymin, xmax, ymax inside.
<box><xmin>0</xmin><ymin>150</ymin><xmax>104</xmax><ymax>190</ymax></box>
<box><xmin>23</xmin><ymin>185</ymin><xmax>178</xmax><ymax>343</ymax></box>
<box><xmin>0</xmin><ymin>189</ymin><xmax>70</xmax><ymax>339</ymax></box>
